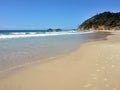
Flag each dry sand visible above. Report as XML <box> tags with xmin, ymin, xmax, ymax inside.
<box><xmin>0</xmin><ymin>31</ymin><xmax>120</xmax><ymax>90</ymax></box>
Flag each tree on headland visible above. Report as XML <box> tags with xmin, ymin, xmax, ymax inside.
<box><xmin>79</xmin><ymin>11</ymin><xmax>120</xmax><ymax>30</ymax></box>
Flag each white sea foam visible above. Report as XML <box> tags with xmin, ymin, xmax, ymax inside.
<box><xmin>0</xmin><ymin>31</ymin><xmax>94</xmax><ymax>39</ymax></box>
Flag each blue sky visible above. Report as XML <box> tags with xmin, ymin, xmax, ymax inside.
<box><xmin>0</xmin><ymin>0</ymin><xmax>120</xmax><ymax>30</ymax></box>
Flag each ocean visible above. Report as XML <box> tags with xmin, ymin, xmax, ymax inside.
<box><xmin>0</xmin><ymin>30</ymin><xmax>110</xmax><ymax>77</ymax></box>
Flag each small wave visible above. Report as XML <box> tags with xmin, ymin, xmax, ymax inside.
<box><xmin>0</xmin><ymin>31</ymin><xmax>94</xmax><ymax>39</ymax></box>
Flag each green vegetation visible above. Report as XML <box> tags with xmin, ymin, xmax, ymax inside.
<box><xmin>79</xmin><ymin>12</ymin><xmax>120</xmax><ymax>30</ymax></box>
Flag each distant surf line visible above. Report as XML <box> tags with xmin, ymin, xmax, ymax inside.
<box><xmin>0</xmin><ymin>31</ymin><xmax>94</xmax><ymax>39</ymax></box>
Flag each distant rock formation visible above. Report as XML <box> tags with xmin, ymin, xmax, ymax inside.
<box><xmin>79</xmin><ymin>12</ymin><xmax>120</xmax><ymax>30</ymax></box>
<box><xmin>47</xmin><ymin>28</ymin><xmax>62</xmax><ymax>32</ymax></box>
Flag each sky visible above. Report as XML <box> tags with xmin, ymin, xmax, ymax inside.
<box><xmin>0</xmin><ymin>0</ymin><xmax>120</xmax><ymax>30</ymax></box>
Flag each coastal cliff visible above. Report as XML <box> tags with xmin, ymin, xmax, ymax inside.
<box><xmin>79</xmin><ymin>12</ymin><xmax>120</xmax><ymax>30</ymax></box>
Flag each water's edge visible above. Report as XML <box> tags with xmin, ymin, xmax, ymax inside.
<box><xmin>0</xmin><ymin>31</ymin><xmax>111</xmax><ymax>78</ymax></box>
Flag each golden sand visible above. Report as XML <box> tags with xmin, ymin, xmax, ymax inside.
<box><xmin>0</xmin><ymin>31</ymin><xmax>120</xmax><ymax>90</ymax></box>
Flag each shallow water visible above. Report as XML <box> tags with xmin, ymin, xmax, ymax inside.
<box><xmin>0</xmin><ymin>31</ymin><xmax>111</xmax><ymax>76</ymax></box>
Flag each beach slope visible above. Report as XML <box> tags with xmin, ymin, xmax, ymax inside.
<box><xmin>0</xmin><ymin>31</ymin><xmax>120</xmax><ymax>90</ymax></box>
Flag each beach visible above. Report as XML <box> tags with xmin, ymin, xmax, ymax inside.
<box><xmin>0</xmin><ymin>31</ymin><xmax>120</xmax><ymax>90</ymax></box>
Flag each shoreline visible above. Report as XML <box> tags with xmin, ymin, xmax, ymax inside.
<box><xmin>0</xmin><ymin>31</ymin><xmax>120</xmax><ymax>90</ymax></box>
<box><xmin>0</xmin><ymin>31</ymin><xmax>110</xmax><ymax>78</ymax></box>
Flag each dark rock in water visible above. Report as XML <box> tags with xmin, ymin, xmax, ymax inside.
<box><xmin>47</xmin><ymin>28</ymin><xmax>62</xmax><ymax>32</ymax></box>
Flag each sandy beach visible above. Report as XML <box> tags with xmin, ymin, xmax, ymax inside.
<box><xmin>0</xmin><ymin>31</ymin><xmax>120</xmax><ymax>90</ymax></box>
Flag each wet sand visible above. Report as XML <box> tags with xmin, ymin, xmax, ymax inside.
<box><xmin>0</xmin><ymin>31</ymin><xmax>120</xmax><ymax>90</ymax></box>
<box><xmin>0</xmin><ymin>32</ymin><xmax>110</xmax><ymax>77</ymax></box>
